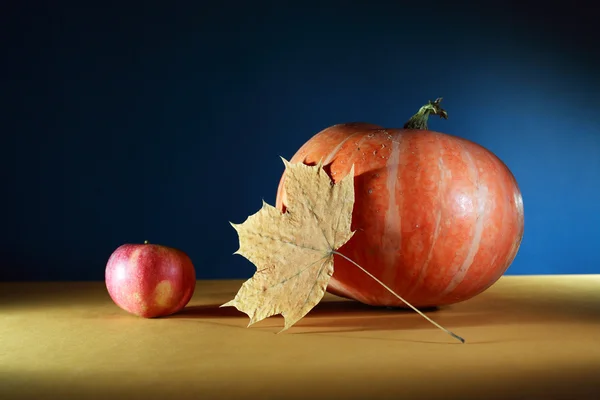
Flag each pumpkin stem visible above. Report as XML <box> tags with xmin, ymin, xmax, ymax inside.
<box><xmin>403</xmin><ymin>97</ymin><xmax>448</xmax><ymax>130</ymax></box>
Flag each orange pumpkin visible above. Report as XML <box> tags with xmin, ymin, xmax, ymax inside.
<box><xmin>275</xmin><ymin>99</ymin><xmax>524</xmax><ymax>308</ymax></box>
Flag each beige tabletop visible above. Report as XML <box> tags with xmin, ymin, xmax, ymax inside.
<box><xmin>1</xmin><ymin>275</ymin><xmax>600</xmax><ymax>400</ymax></box>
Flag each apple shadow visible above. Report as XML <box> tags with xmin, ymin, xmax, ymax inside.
<box><xmin>168</xmin><ymin>303</ymin><xmax>246</xmax><ymax>318</ymax></box>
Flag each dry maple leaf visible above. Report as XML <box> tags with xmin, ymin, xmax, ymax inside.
<box><xmin>221</xmin><ymin>158</ymin><xmax>356</xmax><ymax>332</ymax></box>
<box><xmin>223</xmin><ymin>158</ymin><xmax>465</xmax><ymax>343</ymax></box>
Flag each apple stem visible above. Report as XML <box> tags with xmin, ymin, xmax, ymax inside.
<box><xmin>332</xmin><ymin>250</ymin><xmax>466</xmax><ymax>344</ymax></box>
<box><xmin>403</xmin><ymin>98</ymin><xmax>448</xmax><ymax>130</ymax></box>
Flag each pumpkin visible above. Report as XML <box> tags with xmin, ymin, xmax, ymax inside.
<box><xmin>275</xmin><ymin>99</ymin><xmax>524</xmax><ymax>308</ymax></box>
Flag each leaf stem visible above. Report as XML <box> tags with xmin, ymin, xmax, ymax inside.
<box><xmin>332</xmin><ymin>251</ymin><xmax>465</xmax><ymax>344</ymax></box>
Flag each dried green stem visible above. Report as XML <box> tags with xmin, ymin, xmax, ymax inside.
<box><xmin>403</xmin><ymin>97</ymin><xmax>448</xmax><ymax>130</ymax></box>
<box><xmin>332</xmin><ymin>250</ymin><xmax>465</xmax><ymax>344</ymax></box>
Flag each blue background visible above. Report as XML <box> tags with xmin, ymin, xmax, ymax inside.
<box><xmin>2</xmin><ymin>1</ymin><xmax>599</xmax><ymax>281</ymax></box>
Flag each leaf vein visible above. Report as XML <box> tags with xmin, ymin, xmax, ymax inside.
<box><xmin>267</xmin><ymin>255</ymin><xmax>330</xmax><ymax>290</ymax></box>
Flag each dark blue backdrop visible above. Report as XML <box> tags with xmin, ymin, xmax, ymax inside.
<box><xmin>2</xmin><ymin>1</ymin><xmax>599</xmax><ymax>281</ymax></box>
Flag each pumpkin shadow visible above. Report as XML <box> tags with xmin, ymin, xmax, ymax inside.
<box><xmin>167</xmin><ymin>299</ymin><xmax>453</xmax><ymax>328</ymax></box>
<box><xmin>293</xmin><ymin>301</ymin><xmax>484</xmax><ymax>334</ymax></box>
<box><xmin>296</xmin><ymin>288</ymin><xmax>600</xmax><ymax>335</ymax></box>
<box><xmin>166</xmin><ymin>288</ymin><xmax>600</xmax><ymax>338</ymax></box>
<box><xmin>166</xmin><ymin>299</ymin><xmax>436</xmax><ymax>320</ymax></box>
<box><xmin>471</xmin><ymin>290</ymin><xmax>600</xmax><ymax>322</ymax></box>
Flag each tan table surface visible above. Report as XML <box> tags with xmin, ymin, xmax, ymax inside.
<box><xmin>1</xmin><ymin>275</ymin><xmax>600</xmax><ymax>400</ymax></box>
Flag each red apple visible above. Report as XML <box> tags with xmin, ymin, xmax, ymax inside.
<box><xmin>105</xmin><ymin>241</ymin><xmax>196</xmax><ymax>318</ymax></box>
